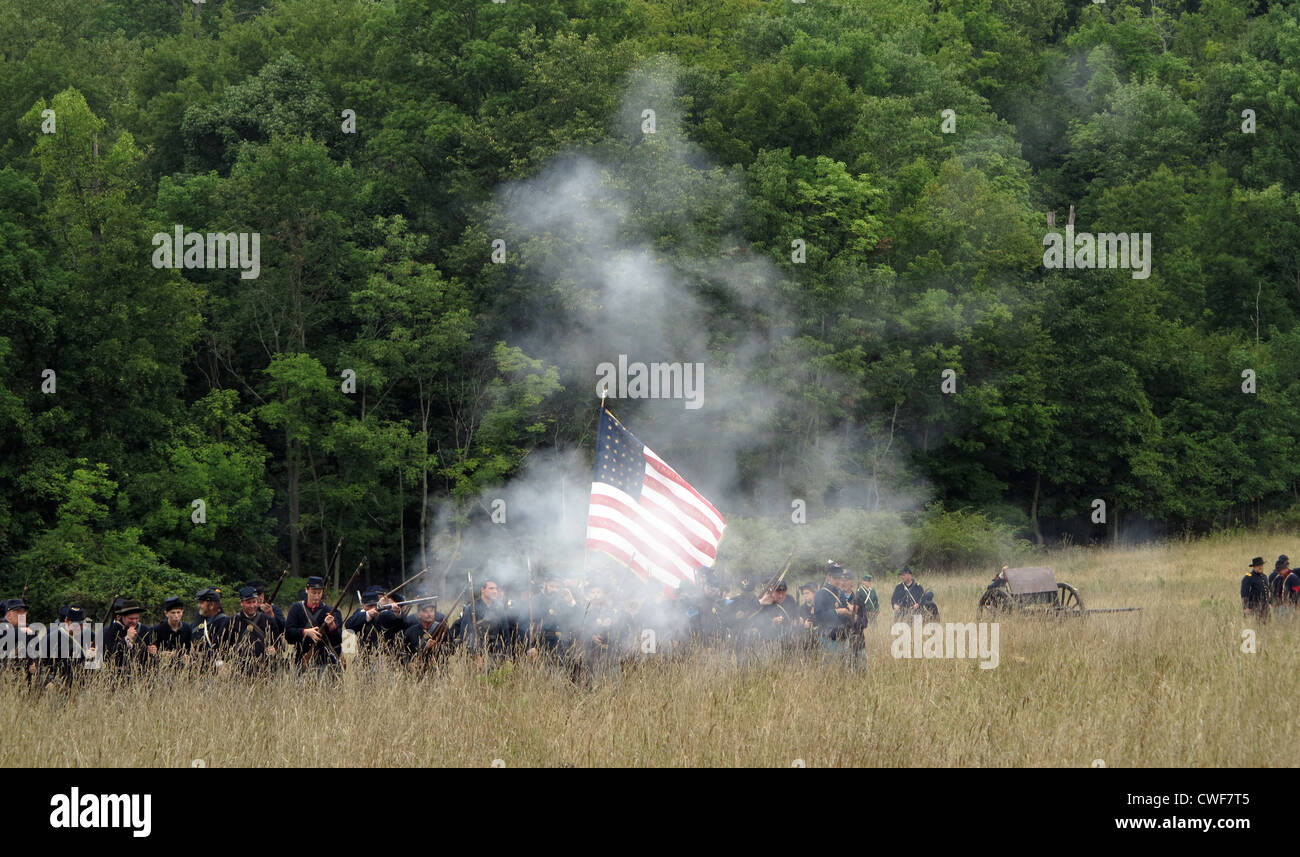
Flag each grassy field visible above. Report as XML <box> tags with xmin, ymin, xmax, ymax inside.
<box><xmin>4</xmin><ymin>533</ymin><xmax>1298</xmax><ymax>767</ymax></box>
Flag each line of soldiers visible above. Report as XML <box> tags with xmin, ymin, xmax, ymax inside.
<box><xmin>0</xmin><ymin>560</ymin><xmax>936</xmax><ymax>687</ymax></box>
<box><xmin>1241</xmin><ymin>554</ymin><xmax>1300</xmax><ymax>621</ymax></box>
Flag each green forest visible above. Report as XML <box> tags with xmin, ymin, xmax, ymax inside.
<box><xmin>2</xmin><ymin>0</ymin><xmax>1299</xmax><ymax>611</ymax></box>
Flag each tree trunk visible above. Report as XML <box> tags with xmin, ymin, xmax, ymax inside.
<box><xmin>1030</xmin><ymin>472</ymin><xmax>1043</xmax><ymax>546</ymax></box>
<box><xmin>287</xmin><ymin>429</ymin><xmax>300</xmax><ymax>577</ymax></box>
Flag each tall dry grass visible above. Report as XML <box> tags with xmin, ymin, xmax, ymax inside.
<box><xmin>3</xmin><ymin>534</ymin><xmax>1298</xmax><ymax>767</ymax></box>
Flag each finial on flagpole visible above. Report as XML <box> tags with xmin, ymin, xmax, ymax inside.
<box><xmin>599</xmin><ymin>382</ymin><xmax>608</xmax><ymax>413</ymax></box>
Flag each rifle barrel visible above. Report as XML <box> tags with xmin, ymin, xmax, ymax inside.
<box><xmin>385</xmin><ymin>566</ymin><xmax>431</xmax><ymax>599</ymax></box>
<box><xmin>265</xmin><ymin>567</ymin><xmax>290</xmax><ymax>604</ymax></box>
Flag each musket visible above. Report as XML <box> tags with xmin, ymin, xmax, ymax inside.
<box><xmin>265</xmin><ymin>567</ymin><xmax>290</xmax><ymax>605</ymax></box>
<box><xmin>420</xmin><ymin>586</ymin><xmax>469</xmax><ymax>661</ymax></box>
<box><xmin>334</xmin><ymin>558</ymin><xmax>366</xmax><ymax>620</ymax></box>
<box><xmin>325</xmin><ymin>536</ymin><xmax>344</xmax><ymax>588</ymax></box>
<box><xmin>302</xmin><ymin>558</ymin><xmax>363</xmax><ymax>667</ymax></box>
<box><xmin>101</xmin><ymin>591</ymin><xmax>122</xmax><ymax>626</ymax></box>
<box><xmin>430</xmin><ymin>586</ymin><xmax>468</xmax><ymax>644</ymax></box>
<box><xmin>378</xmin><ymin>594</ymin><xmax>441</xmax><ymax>611</ymax></box>
<box><xmin>743</xmin><ymin>554</ymin><xmax>795</xmax><ymax>620</ymax></box>
<box><xmin>385</xmin><ymin>566</ymin><xmax>431</xmax><ymax>599</ymax></box>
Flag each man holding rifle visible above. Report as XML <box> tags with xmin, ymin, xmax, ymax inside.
<box><xmin>744</xmin><ymin>578</ymin><xmax>797</xmax><ymax>647</ymax></box>
<box><xmin>346</xmin><ymin>586</ymin><xmax>408</xmax><ymax>653</ymax></box>
<box><xmin>286</xmin><ymin>576</ymin><xmax>343</xmax><ymax>672</ymax></box>
<box><xmin>404</xmin><ymin>600</ymin><xmax>449</xmax><ymax>667</ymax></box>
<box><xmin>247</xmin><ymin>578</ymin><xmax>286</xmax><ymax>632</ymax></box>
<box><xmin>230</xmin><ymin>586</ymin><xmax>278</xmax><ymax>673</ymax></box>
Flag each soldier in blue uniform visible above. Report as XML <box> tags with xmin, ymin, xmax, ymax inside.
<box><xmin>813</xmin><ymin>562</ymin><xmax>854</xmax><ymax>643</ymax></box>
<box><xmin>853</xmin><ymin>574</ymin><xmax>880</xmax><ymax>627</ymax></box>
<box><xmin>682</xmin><ymin>568</ymin><xmax>728</xmax><ymax>644</ymax></box>
<box><xmin>576</xmin><ymin>581</ymin><xmax>628</xmax><ymax>684</ymax></box>
<box><xmin>230</xmin><ymin>586</ymin><xmax>278</xmax><ymax>671</ymax></box>
<box><xmin>1</xmin><ymin>598</ymin><xmax>41</xmax><ymax>684</ymax></box>
<box><xmin>534</xmin><ymin>575</ymin><xmax>579</xmax><ymax>660</ymax></box>
<box><xmin>891</xmin><ymin>567</ymin><xmax>926</xmax><ymax>621</ymax></box>
<box><xmin>247</xmin><ymin>579</ymin><xmax>286</xmax><ymax>633</ymax></box>
<box><xmin>1268</xmin><ymin>556</ymin><xmax>1299</xmax><ymax>608</ymax></box>
<box><xmin>191</xmin><ymin>588</ymin><xmax>233</xmax><ymax>667</ymax></box>
<box><xmin>1241</xmin><ymin>556</ymin><xmax>1271</xmax><ymax>622</ymax></box>
<box><xmin>41</xmin><ymin>605</ymin><xmax>97</xmax><ymax>689</ymax></box>
<box><xmin>345</xmin><ymin>585</ymin><xmax>408</xmax><ymax>654</ymax></box>
<box><xmin>102</xmin><ymin>599</ymin><xmax>147</xmax><ymax>669</ymax></box>
<box><xmin>795</xmin><ymin>584</ymin><xmax>816</xmax><ymax>630</ymax></box>
<box><xmin>452</xmin><ymin>579</ymin><xmax>510</xmax><ymax>665</ymax></box>
<box><xmin>741</xmin><ymin>579</ymin><xmax>799</xmax><ymax>656</ymax></box>
<box><xmin>145</xmin><ymin>596</ymin><xmax>191</xmax><ymax>667</ymax></box>
<box><xmin>285</xmin><ymin>576</ymin><xmax>343</xmax><ymax>671</ymax></box>
<box><xmin>404</xmin><ymin>600</ymin><xmax>449</xmax><ymax>669</ymax></box>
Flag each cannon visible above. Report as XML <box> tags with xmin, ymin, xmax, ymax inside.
<box><xmin>976</xmin><ymin>566</ymin><xmax>1141</xmax><ymax>619</ymax></box>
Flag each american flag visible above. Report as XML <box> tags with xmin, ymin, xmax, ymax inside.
<box><xmin>585</xmin><ymin>408</ymin><xmax>726</xmax><ymax>589</ymax></box>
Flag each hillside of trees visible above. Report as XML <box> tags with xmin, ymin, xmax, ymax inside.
<box><xmin>2</xmin><ymin>0</ymin><xmax>1298</xmax><ymax>608</ymax></box>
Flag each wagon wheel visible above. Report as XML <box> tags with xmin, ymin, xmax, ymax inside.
<box><xmin>978</xmin><ymin>586</ymin><xmax>1015</xmax><ymax>618</ymax></box>
<box><xmin>1054</xmin><ymin>583</ymin><xmax>1085</xmax><ymax>618</ymax></box>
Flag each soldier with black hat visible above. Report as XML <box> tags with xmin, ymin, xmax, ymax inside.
<box><xmin>345</xmin><ymin>585</ymin><xmax>407</xmax><ymax>654</ymax></box>
<box><xmin>102</xmin><ymin>599</ymin><xmax>147</xmax><ymax>669</ymax></box>
<box><xmin>230</xmin><ymin>586</ymin><xmax>278</xmax><ymax>670</ymax></box>
<box><xmin>41</xmin><ymin>605</ymin><xmax>97</xmax><ymax>688</ymax></box>
<box><xmin>1241</xmin><ymin>557</ymin><xmax>1271</xmax><ymax>622</ymax></box>
<box><xmin>404</xmin><ymin>600</ymin><xmax>449</xmax><ymax>669</ymax></box>
<box><xmin>192</xmin><ymin>588</ymin><xmax>233</xmax><ymax>665</ymax></box>
<box><xmin>813</xmin><ymin>561</ymin><xmax>855</xmax><ymax>644</ymax></box>
<box><xmin>1</xmin><ymin>598</ymin><xmax>41</xmax><ymax>683</ymax></box>
<box><xmin>742</xmin><ymin>578</ymin><xmax>798</xmax><ymax>647</ymax></box>
<box><xmin>891</xmin><ymin>566</ymin><xmax>926</xmax><ymax>621</ymax></box>
<box><xmin>285</xmin><ymin>576</ymin><xmax>343</xmax><ymax>670</ymax></box>
<box><xmin>852</xmin><ymin>574</ymin><xmax>879</xmax><ymax>627</ymax></box>
<box><xmin>1269</xmin><ymin>556</ymin><xmax>1299</xmax><ymax>609</ymax></box>
<box><xmin>145</xmin><ymin>596</ymin><xmax>191</xmax><ymax>665</ymax></box>
<box><xmin>247</xmin><ymin>579</ymin><xmax>286</xmax><ymax>634</ymax></box>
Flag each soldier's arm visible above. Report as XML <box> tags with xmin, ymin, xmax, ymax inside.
<box><xmin>284</xmin><ymin>605</ymin><xmax>306</xmax><ymax>643</ymax></box>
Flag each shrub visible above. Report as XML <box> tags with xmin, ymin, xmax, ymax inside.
<box><xmin>910</xmin><ymin>503</ymin><xmax>1033</xmax><ymax>572</ymax></box>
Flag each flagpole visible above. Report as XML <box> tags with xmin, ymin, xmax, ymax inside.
<box><xmin>583</xmin><ymin>387</ymin><xmax>609</xmax><ymax>581</ymax></box>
